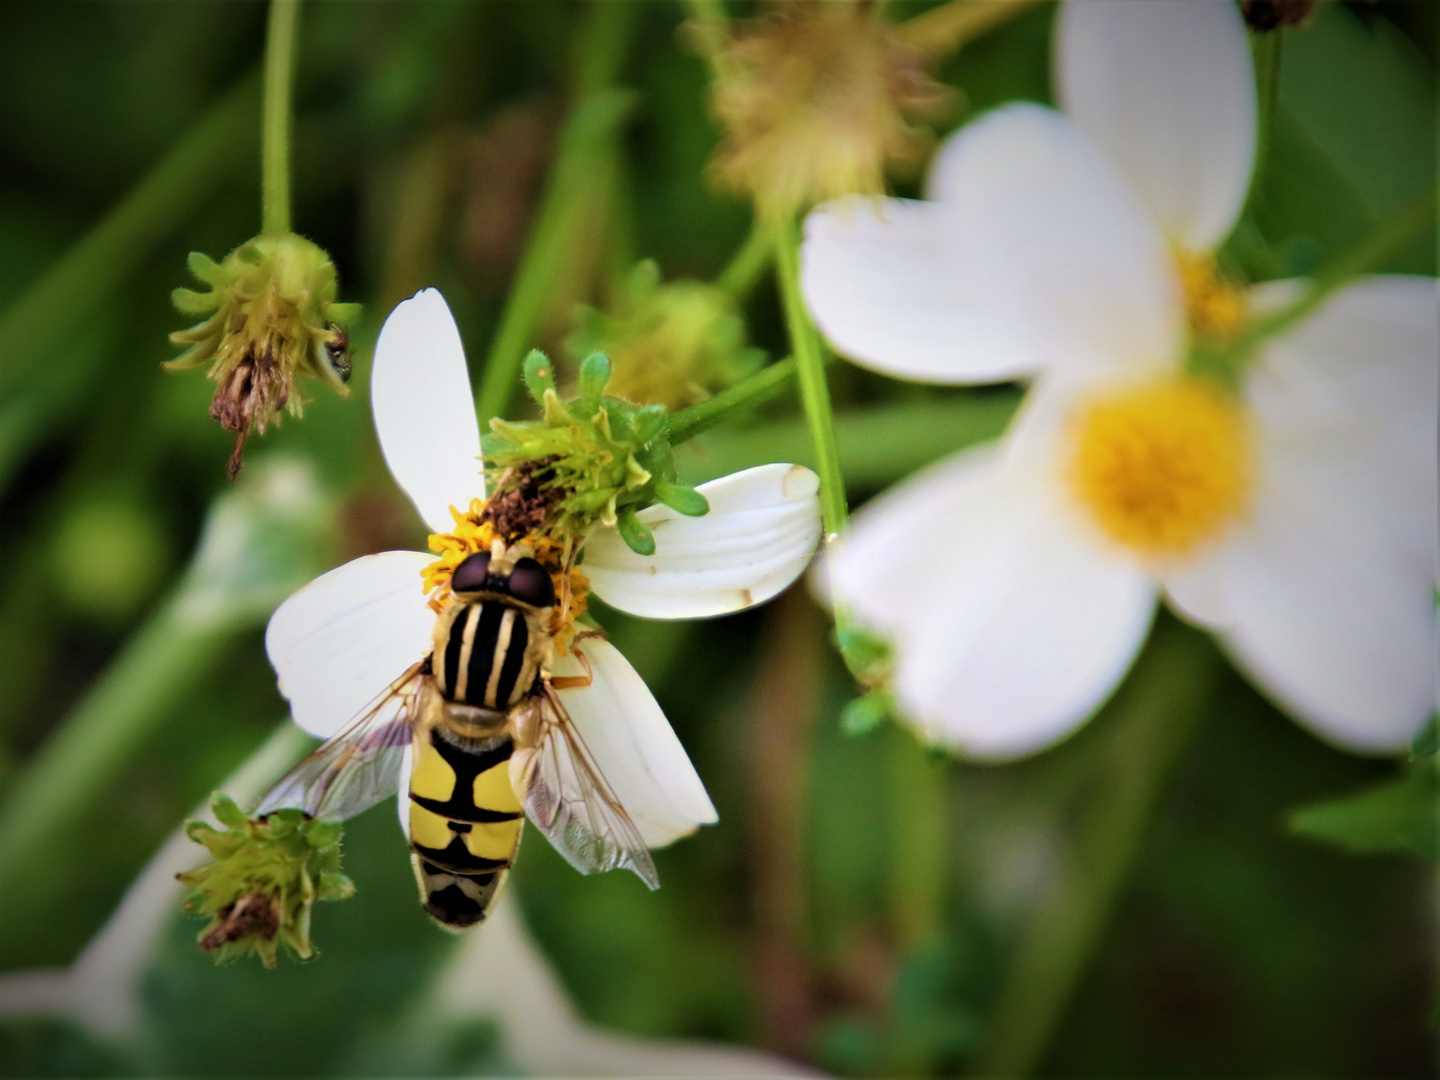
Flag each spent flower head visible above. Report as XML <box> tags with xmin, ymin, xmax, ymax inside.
<box><xmin>566</xmin><ymin>260</ymin><xmax>764</xmax><ymax>412</ymax></box>
<box><xmin>483</xmin><ymin>350</ymin><xmax>710</xmax><ymax>556</ymax></box>
<box><xmin>168</xmin><ymin>233</ymin><xmax>360</xmax><ymax>480</ymax></box>
<box><xmin>178</xmin><ymin>793</ymin><xmax>354</xmax><ymax>968</ymax></box>
<box><xmin>702</xmin><ymin>0</ymin><xmax>949</xmax><ymax>221</ymax></box>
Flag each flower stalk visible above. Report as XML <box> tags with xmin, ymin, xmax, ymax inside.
<box><xmin>261</xmin><ymin>0</ymin><xmax>300</xmax><ymax>235</ymax></box>
<box><xmin>774</xmin><ymin>217</ymin><xmax>847</xmax><ymax>545</ymax></box>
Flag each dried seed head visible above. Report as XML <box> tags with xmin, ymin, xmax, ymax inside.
<box><xmin>703</xmin><ymin>0</ymin><xmax>950</xmax><ymax>220</ymax></box>
<box><xmin>168</xmin><ymin>233</ymin><xmax>360</xmax><ymax>480</ymax></box>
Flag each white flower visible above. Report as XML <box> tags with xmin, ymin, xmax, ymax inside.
<box><xmin>266</xmin><ymin>288</ymin><xmax>822</xmax><ymax>843</ymax></box>
<box><xmin>801</xmin><ymin>0</ymin><xmax>1437</xmax><ymax>759</ymax></box>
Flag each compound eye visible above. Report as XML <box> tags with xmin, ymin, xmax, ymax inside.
<box><xmin>506</xmin><ymin>558</ymin><xmax>555</xmax><ymax>608</ymax></box>
<box><xmin>451</xmin><ymin>552</ymin><xmax>492</xmax><ymax>594</ymax></box>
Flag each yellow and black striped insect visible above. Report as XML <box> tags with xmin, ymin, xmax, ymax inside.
<box><xmin>256</xmin><ymin>542</ymin><xmax>655</xmax><ymax>930</ymax></box>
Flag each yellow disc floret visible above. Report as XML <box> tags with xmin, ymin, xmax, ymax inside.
<box><xmin>1066</xmin><ymin>376</ymin><xmax>1253</xmax><ymax>559</ymax></box>
<box><xmin>1176</xmin><ymin>251</ymin><xmax>1247</xmax><ymax>342</ymax></box>
<box><xmin>422</xmin><ymin>498</ymin><xmax>589</xmax><ymax>654</ymax></box>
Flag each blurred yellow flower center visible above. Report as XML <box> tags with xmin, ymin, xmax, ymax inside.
<box><xmin>1176</xmin><ymin>251</ymin><xmax>1247</xmax><ymax>341</ymax></box>
<box><xmin>1067</xmin><ymin>376</ymin><xmax>1252</xmax><ymax>558</ymax></box>
<box><xmin>423</xmin><ymin>498</ymin><xmax>589</xmax><ymax>653</ymax></box>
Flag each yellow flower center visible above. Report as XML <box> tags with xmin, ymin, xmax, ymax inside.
<box><xmin>422</xmin><ymin>499</ymin><xmax>589</xmax><ymax>654</ymax></box>
<box><xmin>1066</xmin><ymin>376</ymin><xmax>1253</xmax><ymax>558</ymax></box>
<box><xmin>1176</xmin><ymin>251</ymin><xmax>1247</xmax><ymax>341</ymax></box>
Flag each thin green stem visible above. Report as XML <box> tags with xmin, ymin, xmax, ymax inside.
<box><xmin>717</xmin><ymin>220</ymin><xmax>774</xmax><ymax>299</ymax></box>
<box><xmin>887</xmin><ymin>729</ymin><xmax>947</xmax><ymax>949</ymax></box>
<box><xmin>667</xmin><ymin>357</ymin><xmax>797</xmax><ymax>444</ymax></box>
<box><xmin>895</xmin><ymin>0</ymin><xmax>1047</xmax><ymax>56</ymax></box>
<box><xmin>261</xmin><ymin>0</ymin><xmax>300</xmax><ymax>235</ymax></box>
<box><xmin>1242</xmin><ymin>29</ymin><xmax>1283</xmax><ymax>222</ymax></box>
<box><xmin>1222</xmin><ymin>193</ymin><xmax>1437</xmax><ymax>366</ymax></box>
<box><xmin>773</xmin><ymin>217</ymin><xmax>848</xmax><ymax>544</ymax></box>
<box><xmin>971</xmin><ymin>619</ymin><xmax>1222</xmax><ymax>1078</ymax></box>
<box><xmin>682</xmin><ymin>0</ymin><xmax>730</xmax><ymax>76</ymax></box>
<box><xmin>474</xmin><ymin>1</ymin><xmax>637</xmax><ymax>426</ymax></box>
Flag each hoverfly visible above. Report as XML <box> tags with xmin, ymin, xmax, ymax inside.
<box><xmin>255</xmin><ymin>541</ymin><xmax>655</xmax><ymax>929</ymax></box>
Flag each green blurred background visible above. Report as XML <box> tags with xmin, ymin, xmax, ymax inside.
<box><xmin>0</xmin><ymin>1</ymin><xmax>1434</xmax><ymax>1076</ymax></box>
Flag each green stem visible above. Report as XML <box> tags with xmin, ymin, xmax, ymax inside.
<box><xmin>0</xmin><ymin>73</ymin><xmax>259</xmax><ymax>406</ymax></box>
<box><xmin>682</xmin><ymin>0</ymin><xmax>730</xmax><ymax>76</ymax></box>
<box><xmin>1247</xmin><ymin>28</ymin><xmax>1283</xmax><ymax>213</ymax></box>
<box><xmin>971</xmin><ymin>619</ymin><xmax>1222</xmax><ymax>1078</ymax></box>
<box><xmin>895</xmin><ymin>0</ymin><xmax>1047</xmax><ymax>56</ymax></box>
<box><xmin>667</xmin><ymin>357</ymin><xmax>798</xmax><ymax>444</ymax></box>
<box><xmin>717</xmin><ymin>220</ymin><xmax>774</xmax><ymax>299</ymax></box>
<box><xmin>261</xmin><ymin>0</ymin><xmax>300</xmax><ymax>235</ymax></box>
<box><xmin>887</xmin><ymin>729</ymin><xmax>947</xmax><ymax>949</ymax></box>
<box><xmin>773</xmin><ymin>217</ymin><xmax>847</xmax><ymax>544</ymax></box>
<box><xmin>1224</xmin><ymin>193</ymin><xmax>1437</xmax><ymax>365</ymax></box>
<box><xmin>0</xmin><ymin>595</ymin><xmax>238</xmax><ymax>954</ymax></box>
<box><xmin>474</xmin><ymin>2</ymin><xmax>637</xmax><ymax>426</ymax></box>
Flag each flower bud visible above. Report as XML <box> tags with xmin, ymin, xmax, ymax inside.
<box><xmin>700</xmin><ymin>0</ymin><xmax>950</xmax><ymax>220</ymax></box>
<box><xmin>484</xmin><ymin>350</ymin><xmax>708</xmax><ymax>554</ymax></box>
<box><xmin>178</xmin><ymin>794</ymin><xmax>354</xmax><ymax>968</ymax></box>
<box><xmin>168</xmin><ymin>234</ymin><xmax>360</xmax><ymax>480</ymax></box>
<box><xmin>567</xmin><ymin>260</ymin><xmax>764</xmax><ymax>411</ymax></box>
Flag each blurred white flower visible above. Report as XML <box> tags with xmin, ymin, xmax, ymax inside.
<box><xmin>268</xmin><ymin>288</ymin><xmax>822</xmax><ymax>843</ymax></box>
<box><xmin>801</xmin><ymin>0</ymin><xmax>1437</xmax><ymax>759</ymax></box>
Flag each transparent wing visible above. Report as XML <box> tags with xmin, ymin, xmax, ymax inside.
<box><xmin>255</xmin><ymin>662</ymin><xmax>430</xmax><ymax>822</ymax></box>
<box><xmin>511</xmin><ymin>685</ymin><xmax>660</xmax><ymax>889</ymax></box>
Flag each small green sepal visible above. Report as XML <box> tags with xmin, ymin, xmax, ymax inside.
<box><xmin>654</xmin><ymin>481</ymin><xmax>709</xmax><ymax>517</ymax></box>
<box><xmin>841</xmin><ymin>689</ymin><xmax>893</xmax><ymax>737</ymax></box>
<box><xmin>522</xmin><ymin>349</ymin><xmax>558</xmax><ymax>403</ymax></box>
<box><xmin>177</xmin><ymin>792</ymin><xmax>353</xmax><ymax>968</ymax></box>
<box><xmin>577</xmin><ymin>352</ymin><xmax>612</xmax><ymax>403</ymax></box>
<box><xmin>617</xmin><ymin>507</ymin><xmax>656</xmax><ymax>556</ymax></box>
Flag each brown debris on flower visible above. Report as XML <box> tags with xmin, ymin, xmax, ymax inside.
<box><xmin>198</xmin><ymin>892</ymin><xmax>281</xmax><ymax>954</ymax></box>
<box><xmin>701</xmin><ymin>0</ymin><xmax>950</xmax><ymax>220</ymax></box>
<box><xmin>479</xmin><ymin>457</ymin><xmax>563</xmax><ymax>541</ymax></box>
<box><xmin>168</xmin><ymin>233</ymin><xmax>360</xmax><ymax>480</ymax></box>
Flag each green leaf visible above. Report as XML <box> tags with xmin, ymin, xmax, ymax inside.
<box><xmin>1289</xmin><ymin>764</ymin><xmax>1437</xmax><ymax>860</ymax></box>
<box><xmin>653</xmin><ymin>480</ymin><xmax>708</xmax><ymax>517</ymax></box>
<box><xmin>616</xmin><ymin>506</ymin><xmax>655</xmax><ymax>556</ymax></box>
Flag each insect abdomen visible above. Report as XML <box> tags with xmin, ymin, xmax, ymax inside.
<box><xmin>407</xmin><ymin>727</ymin><xmax>524</xmax><ymax>929</ymax></box>
<box><xmin>435</xmin><ymin>600</ymin><xmax>538</xmax><ymax>710</ymax></box>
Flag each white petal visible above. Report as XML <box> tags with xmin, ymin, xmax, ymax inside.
<box><xmin>372</xmin><ymin>289</ymin><xmax>486</xmax><ymax>534</ymax></box>
<box><xmin>1163</xmin><ymin>277</ymin><xmax>1438</xmax><ymax>752</ymax></box>
<box><xmin>801</xmin><ymin>196</ymin><xmax>1037</xmax><ymax>383</ymax></box>
<box><xmin>926</xmin><ymin>104</ymin><xmax>1184</xmax><ymax>376</ymax></box>
<box><xmin>834</xmin><ymin>443</ymin><xmax>1157</xmax><ymax>761</ymax></box>
<box><xmin>265</xmin><ymin>551</ymin><xmax>435</xmax><ymax>739</ymax></box>
<box><xmin>1056</xmin><ymin>0</ymin><xmax>1256</xmax><ymax>251</ymax></box>
<box><xmin>584</xmin><ymin>465</ymin><xmax>823</xmax><ymax>619</ymax></box>
<box><xmin>552</xmin><ymin>638</ymin><xmax>717</xmax><ymax>848</ymax></box>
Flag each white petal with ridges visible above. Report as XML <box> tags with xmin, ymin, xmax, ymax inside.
<box><xmin>926</xmin><ymin>104</ymin><xmax>1183</xmax><ymax>377</ymax></box>
<box><xmin>1162</xmin><ymin>276</ymin><xmax>1438</xmax><ymax>752</ymax></box>
<box><xmin>552</xmin><ymin>638</ymin><xmax>717</xmax><ymax>848</ymax></box>
<box><xmin>1056</xmin><ymin>0</ymin><xmax>1256</xmax><ymax>251</ymax></box>
<box><xmin>801</xmin><ymin>196</ymin><xmax>1037</xmax><ymax>383</ymax></box>
<box><xmin>834</xmin><ymin>443</ymin><xmax>1157</xmax><ymax>760</ymax></box>
<box><xmin>584</xmin><ymin>465</ymin><xmax>822</xmax><ymax>619</ymax></box>
<box><xmin>372</xmin><ymin>289</ymin><xmax>486</xmax><ymax>534</ymax></box>
<box><xmin>265</xmin><ymin>551</ymin><xmax>435</xmax><ymax>739</ymax></box>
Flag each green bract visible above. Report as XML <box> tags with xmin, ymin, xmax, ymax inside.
<box><xmin>178</xmin><ymin>793</ymin><xmax>354</xmax><ymax>969</ymax></box>
<box><xmin>168</xmin><ymin>232</ymin><xmax>360</xmax><ymax>479</ymax></box>
<box><xmin>483</xmin><ymin>350</ymin><xmax>709</xmax><ymax>556</ymax></box>
<box><xmin>566</xmin><ymin>260</ymin><xmax>764</xmax><ymax>412</ymax></box>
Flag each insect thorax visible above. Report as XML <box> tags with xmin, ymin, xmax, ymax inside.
<box><xmin>431</xmin><ymin>595</ymin><xmax>549</xmax><ymax>712</ymax></box>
